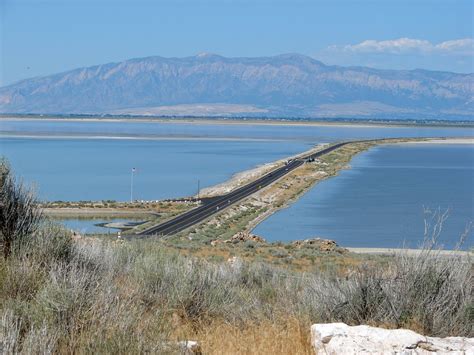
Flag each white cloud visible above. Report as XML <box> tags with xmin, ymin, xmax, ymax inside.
<box><xmin>434</xmin><ymin>38</ymin><xmax>474</xmax><ymax>54</ymax></box>
<box><xmin>329</xmin><ymin>37</ymin><xmax>474</xmax><ymax>56</ymax></box>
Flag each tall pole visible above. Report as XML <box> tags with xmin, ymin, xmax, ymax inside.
<box><xmin>197</xmin><ymin>179</ymin><xmax>200</xmax><ymax>200</ymax></box>
<box><xmin>130</xmin><ymin>168</ymin><xmax>135</xmax><ymax>203</ymax></box>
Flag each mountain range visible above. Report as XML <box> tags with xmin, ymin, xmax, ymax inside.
<box><xmin>0</xmin><ymin>53</ymin><xmax>472</xmax><ymax>120</ymax></box>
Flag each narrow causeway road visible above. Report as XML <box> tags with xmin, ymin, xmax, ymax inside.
<box><xmin>138</xmin><ymin>141</ymin><xmax>352</xmax><ymax>237</ymax></box>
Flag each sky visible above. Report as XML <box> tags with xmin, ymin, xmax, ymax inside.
<box><xmin>0</xmin><ymin>0</ymin><xmax>473</xmax><ymax>86</ymax></box>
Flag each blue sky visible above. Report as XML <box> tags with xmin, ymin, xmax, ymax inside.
<box><xmin>1</xmin><ymin>0</ymin><xmax>472</xmax><ymax>86</ymax></box>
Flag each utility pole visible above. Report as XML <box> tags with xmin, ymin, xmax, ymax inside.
<box><xmin>197</xmin><ymin>179</ymin><xmax>200</xmax><ymax>200</ymax></box>
<box><xmin>130</xmin><ymin>168</ymin><xmax>136</xmax><ymax>203</ymax></box>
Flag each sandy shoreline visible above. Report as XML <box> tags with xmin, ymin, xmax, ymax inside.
<box><xmin>2</xmin><ymin>116</ymin><xmax>473</xmax><ymax>129</ymax></box>
<box><xmin>0</xmin><ymin>116</ymin><xmax>385</xmax><ymax>128</ymax></box>
<box><xmin>403</xmin><ymin>138</ymin><xmax>474</xmax><ymax>144</ymax></box>
<box><xmin>0</xmin><ymin>132</ymin><xmax>291</xmax><ymax>142</ymax></box>
<box><xmin>44</xmin><ymin>208</ymin><xmax>152</xmax><ymax>218</ymax></box>
<box><xmin>198</xmin><ymin>137</ymin><xmax>472</xmax><ymax>198</ymax></box>
<box><xmin>200</xmin><ymin>143</ymin><xmax>328</xmax><ymax>197</ymax></box>
<box><xmin>347</xmin><ymin>247</ymin><xmax>472</xmax><ymax>256</ymax></box>
<box><xmin>1</xmin><ymin>131</ymin><xmax>473</xmax><ymax>144</ymax></box>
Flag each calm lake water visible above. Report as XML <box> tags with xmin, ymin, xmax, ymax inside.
<box><xmin>1</xmin><ymin>119</ymin><xmax>473</xmax><ymax>142</ymax></box>
<box><xmin>1</xmin><ymin>119</ymin><xmax>473</xmax><ymax>247</ymax></box>
<box><xmin>0</xmin><ymin>119</ymin><xmax>472</xmax><ymax>202</ymax></box>
<box><xmin>0</xmin><ymin>137</ymin><xmax>311</xmax><ymax>201</ymax></box>
<box><xmin>253</xmin><ymin>144</ymin><xmax>474</xmax><ymax>249</ymax></box>
<box><xmin>59</xmin><ymin>218</ymin><xmax>135</xmax><ymax>234</ymax></box>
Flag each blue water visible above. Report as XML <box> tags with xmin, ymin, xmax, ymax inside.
<box><xmin>0</xmin><ymin>137</ymin><xmax>310</xmax><ymax>201</ymax></box>
<box><xmin>60</xmin><ymin>219</ymin><xmax>134</xmax><ymax>234</ymax></box>
<box><xmin>1</xmin><ymin>119</ymin><xmax>473</xmax><ymax>247</ymax></box>
<box><xmin>1</xmin><ymin>119</ymin><xmax>473</xmax><ymax>142</ymax></box>
<box><xmin>254</xmin><ymin>144</ymin><xmax>474</xmax><ymax>249</ymax></box>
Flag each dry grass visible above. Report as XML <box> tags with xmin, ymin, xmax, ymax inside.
<box><xmin>1</xmin><ymin>227</ymin><xmax>471</xmax><ymax>353</ymax></box>
<box><xmin>1</xmin><ymin>152</ymin><xmax>472</xmax><ymax>353</ymax></box>
<box><xmin>178</xmin><ymin>318</ymin><xmax>312</xmax><ymax>355</ymax></box>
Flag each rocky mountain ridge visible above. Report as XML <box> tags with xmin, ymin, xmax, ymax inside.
<box><xmin>1</xmin><ymin>53</ymin><xmax>472</xmax><ymax>120</ymax></box>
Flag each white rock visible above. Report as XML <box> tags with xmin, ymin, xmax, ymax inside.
<box><xmin>227</xmin><ymin>256</ymin><xmax>243</xmax><ymax>269</ymax></box>
<box><xmin>311</xmin><ymin>323</ymin><xmax>474</xmax><ymax>354</ymax></box>
<box><xmin>162</xmin><ymin>340</ymin><xmax>201</xmax><ymax>354</ymax></box>
<box><xmin>177</xmin><ymin>340</ymin><xmax>201</xmax><ymax>354</ymax></box>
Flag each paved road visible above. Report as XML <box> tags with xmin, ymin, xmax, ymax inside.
<box><xmin>138</xmin><ymin>141</ymin><xmax>351</xmax><ymax>237</ymax></box>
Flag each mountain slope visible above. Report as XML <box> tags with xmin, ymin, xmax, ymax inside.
<box><xmin>0</xmin><ymin>53</ymin><xmax>472</xmax><ymax>120</ymax></box>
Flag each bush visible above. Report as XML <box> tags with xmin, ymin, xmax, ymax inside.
<box><xmin>21</xmin><ymin>221</ymin><xmax>73</xmax><ymax>266</ymax></box>
<box><xmin>0</xmin><ymin>160</ymin><xmax>42</xmax><ymax>259</ymax></box>
<box><xmin>2</xmin><ymin>238</ymin><xmax>472</xmax><ymax>352</ymax></box>
<box><xmin>0</xmin><ymin>192</ymin><xmax>472</xmax><ymax>353</ymax></box>
<box><xmin>296</xmin><ymin>247</ymin><xmax>473</xmax><ymax>337</ymax></box>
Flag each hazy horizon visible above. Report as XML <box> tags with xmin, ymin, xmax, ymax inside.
<box><xmin>1</xmin><ymin>0</ymin><xmax>473</xmax><ymax>87</ymax></box>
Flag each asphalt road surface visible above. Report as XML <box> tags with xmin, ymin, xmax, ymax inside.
<box><xmin>138</xmin><ymin>141</ymin><xmax>351</xmax><ymax>237</ymax></box>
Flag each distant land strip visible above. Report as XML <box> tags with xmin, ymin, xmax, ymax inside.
<box><xmin>2</xmin><ymin>114</ymin><xmax>474</xmax><ymax>128</ymax></box>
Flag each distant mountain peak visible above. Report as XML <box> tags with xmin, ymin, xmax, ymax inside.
<box><xmin>0</xmin><ymin>54</ymin><xmax>472</xmax><ymax>120</ymax></box>
<box><xmin>276</xmin><ymin>53</ymin><xmax>318</xmax><ymax>61</ymax></box>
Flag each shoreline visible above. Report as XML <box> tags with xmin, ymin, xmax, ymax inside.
<box><xmin>17</xmin><ymin>136</ymin><xmax>473</xmax><ymax>251</ymax></box>
<box><xmin>199</xmin><ymin>143</ymin><xmax>328</xmax><ymax>197</ymax></box>
<box><xmin>0</xmin><ymin>132</ymin><xmax>293</xmax><ymax>142</ymax></box>
<box><xmin>1</xmin><ymin>131</ymin><xmax>473</xmax><ymax>144</ymax></box>
<box><xmin>402</xmin><ymin>138</ymin><xmax>474</xmax><ymax>144</ymax></box>
<box><xmin>199</xmin><ymin>136</ymin><xmax>473</xmax><ymax>200</ymax></box>
<box><xmin>347</xmin><ymin>247</ymin><xmax>472</xmax><ymax>255</ymax></box>
<box><xmin>185</xmin><ymin>140</ymin><xmax>384</xmax><ymax>242</ymax></box>
<box><xmin>186</xmin><ymin>137</ymin><xmax>472</xmax><ymax>247</ymax></box>
<box><xmin>2</xmin><ymin>115</ymin><xmax>474</xmax><ymax>129</ymax></box>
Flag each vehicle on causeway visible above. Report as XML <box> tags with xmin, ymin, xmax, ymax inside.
<box><xmin>138</xmin><ymin>141</ymin><xmax>354</xmax><ymax>237</ymax></box>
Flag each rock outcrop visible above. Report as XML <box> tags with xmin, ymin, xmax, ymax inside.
<box><xmin>311</xmin><ymin>323</ymin><xmax>474</xmax><ymax>354</ymax></box>
<box><xmin>177</xmin><ymin>340</ymin><xmax>202</xmax><ymax>355</ymax></box>
<box><xmin>211</xmin><ymin>232</ymin><xmax>266</xmax><ymax>246</ymax></box>
<box><xmin>292</xmin><ymin>238</ymin><xmax>347</xmax><ymax>253</ymax></box>
<box><xmin>162</xmin><ymin>340</ymin><xmax>201</xmax><ymax>354</ymax></box>
<box><xmin>228</xmin><ymin>232</ymin><xmax>266</xmax><ymax>244</ymax></box>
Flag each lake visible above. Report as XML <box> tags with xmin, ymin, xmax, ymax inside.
<box><xmin>1</xmin><ymin>119</ymin><xmax>473</xmax><ymax>201</ymax></box>
<box><xmin>0</xmin><ymin>137</ymin><xmax>311</xmax><ymax>201</ymax></box>
<box><xmin>59</xmin><ymin>218</ymin><xmax>137</xmax><ymax>234</ymax></box>
<box><xmin>1</xmin><ymin>119</ymin><xmax>473</xmax><ymax>142</ymax></box>
<box><xmin>253</xmin><ymin>144</ymin><xmax>474</xmax><ymax>249</ymax></box>
<box><xmin>1</xmin><ymin>119</ymin><xmax>473</xmax><ymax>202</ymax></box>
<box><xmin>1</xmin><ymin>119</ymin><xmax>473</xmax><ymax>247</ymax></box>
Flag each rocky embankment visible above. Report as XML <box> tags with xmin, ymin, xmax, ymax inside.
<box><xmin>291</xmin><ymin>238</ymin><xmax>347</xmax><ymax>253</ymax></box>
<box><xmin>210</xmin><ymin>231</ymin><xmax>267</xmax><ymax>246</ymax></box>
<box><xmin>210</xmin><ymin>232</ymin><xmax>348</xmax><ymax>254</ymax></box>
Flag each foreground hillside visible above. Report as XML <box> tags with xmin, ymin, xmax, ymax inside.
<box><xmin>1</xmin><ymin>159</ymin><xmax>472</xmax><ymax>353</ymax></box>
<box><xmin>0</xmin><ymin>53</ymin><xmax>472</xmax><ymax>120</ymax></box>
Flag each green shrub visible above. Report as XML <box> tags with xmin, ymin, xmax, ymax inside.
<box><xmin>0</xmin><ymin>159</ymin><xmax>42</xmax><ymax>259</ymax></box>
<box><xmin>20</xmin><ymin>221</ymin><xmax>73</xmax><ymax>266</ymax></box>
